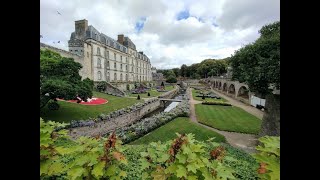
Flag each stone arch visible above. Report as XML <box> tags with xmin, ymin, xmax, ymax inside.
<box><xmin>238</xmin><ymin>86</ymin><xmax>249</xmax><ymax>99</ymax></box>
<box><xmin>219</xmin><ymin>82</ymin><xmax>222</xmax><ymax>90</ymax></box>
<box><xmin>213</xmin><ymin>81</ymin><xmax>216</xmax><ymax>88</ymax></box>
<box><xmin>223</xmin><ymin>83</ymin><xmax>227</xmax><ymax>91</ymax></box>
<box><xmin>228</xmin><ymin>84</ymin><xmax>235</xmax><ymax>95</ymax></box>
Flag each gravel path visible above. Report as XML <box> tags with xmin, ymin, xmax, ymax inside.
<box><xmin>188</xmin><ymin>88</ymin><xmax>258</xmax><ymax>153</ymax></box>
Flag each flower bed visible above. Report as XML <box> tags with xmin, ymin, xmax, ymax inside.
<box><xmin>202</xmin><ymin>100</ymin><xmax>231</xmax><ymax>106</ymax></box>
<box><xmin>57</xmin><ymin>97</ymin><xmax>108</xmax><ymax>105</ymax></box>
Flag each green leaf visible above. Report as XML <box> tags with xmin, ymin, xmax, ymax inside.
<box><xmin>106</xmin><ymin>164</ymin><xmax>117</xmax><ymax>177</ymax></box>
<box><xmin>140</xmin><ymin>158</ymin><xmax>151</xmax><ymax>170</ymax></box>
<box><xmin>92</xmin><ymin>161</ymin><xmax>105</xmax><ymax>179</ymax></box>
<box><xmin>187</xmin><ymin>163</ymin><xmax>198</xmax><ymax>174</ymax></box>
<box><xmin>176</xmin><ymin>153</ymin><xmax>187</xmax><ymax>164</ymax></box>
<box><xmin>119</xmin><ymin>171</ymin><xmax>127</xmax><ymax>178</ymax></box>
<box><xmin>142</xmin><ymin>172</ymin><xmax>150</xmax><ymax>179</ymax></box>
<box><xmin>190</xmin><ymin>144</ymin><xmax>204</xmax><ymax>153</ymax></box>
<box><xmin>188</xmin><ymin>175</ymin><xmax>198</xmax><ymax>180</ymax></box>
<box><xmin>151</xmin><ymin>167</ymin><xmax>167</xmax><ymax>180</ymax></box>
<box><xmin>47</xmin><ymin>161</ymin><xmax>65</xmax><ymax>176</ymax></box>
<box><xmin>158</xmin><ymin>153</ymin><xmax>170</xmax><ymax>163</ymax></box>
<box><xmin>67</xmin><ymin>166</ymin><xmax>85</xmax><ymax>180</ymax></box>
<box><xmin>176</xmin><ymin>165</ymin><xmax>187</xmax><ymax>178</ymax></box>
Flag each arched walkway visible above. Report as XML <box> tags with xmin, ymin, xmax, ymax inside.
<box><xmin>228</xmin><ymin>84</ymin><xmax>235</xmax><ymax>96</ymax></box>
<box><xmin>223</xmin><ymin>83</ymin><xmax>227</xmax><ymax>92</ymax></box>
<box><xmin>238</xmin><ymin>86</ymin><xmax>249</xmax><ymax>99</ymax></box>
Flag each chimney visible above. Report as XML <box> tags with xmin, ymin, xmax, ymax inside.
<box><xmin>117</xmin><ymin>34</ymin><xmax>124</xmax><ymax>45</ymax></box>
<box><xmin>75</xmin><ymin>19</ymin><xmax>88</xmax><ymax>40</ymax></box>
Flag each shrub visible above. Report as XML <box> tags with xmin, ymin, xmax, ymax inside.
<box><xmin>83</xmin><ymin>78</ymin><xmax>94</xmax><ymax>90</ymax></box>
<box><xmin>202</xmin><ymin>100</ymin><xmax>232</xmax><ymax>106</ymax></box>
<box><xmin>147</xmin><ymin>92</ymin><xmax>150</xmax><ymax>96</ymax></box>
<box><xmin>137</xmin><ymin>95</ymin><xmax>141</xmax><ymax>100</ymax></box>
<box><xmin>252</xmin><ymin>136</ymin><xmax>280</xmax><ymax>180</ymax></box>
<box><xmin>47</xmin><ymin>100</ymin><xmax>60</xmax><ymax>110</ymax></box>
<box><xmin>202</xmin><ymin>94</ymin><xmax>205</xmax><ymax>99</ymax></box>
<box><xmin>96</xmin><ymin>81</ymin><xmax>107</xmax><ymax>92</ymax></box>
<box><xmin>166</xmin><ymin>75</ymin><xmax>177</xmax><ymax>83</ymax></box>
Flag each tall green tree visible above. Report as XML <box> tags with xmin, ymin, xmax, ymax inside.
<box><xmin>230</xmin><ymin>21</ymin><xmax>280</xmax><ymax>136</ymax></box>
<box><xmin>180</xmin><ymin>64</ymin><xmax>187</xmax><ymax>77</ymax></box>
<box><xmin>40</xmin><ymin>49</ymin><xmax>92</xmax><ymax>110</ymax></box>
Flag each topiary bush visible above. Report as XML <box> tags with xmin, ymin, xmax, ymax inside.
<box><xmin>147</xmin><ymin>92</ymin><xmax>150</xmax><ymax>96</ymax></box>
<box><xmin>47</xmin><ymin>100</ymin><xmax>60</xmax><ymax>110</ymax></box>
<box><xmin>96</xmin><ymin>81</ymin><xmax>107</xmax><ymax>92</ymax></box>
<box><xmin>137</xmin><ymin>95</ymin><xmax>141</xmax><ymax>100</ymax></box>
<box><xmin>202</xmin><ymin>101</ymin><xmax>232</xmax><ymax>106</ymax></box>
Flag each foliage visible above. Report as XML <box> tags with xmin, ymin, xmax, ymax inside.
<box><xmin>96</xmin><ymin>81</ymin><xmax>107</xmax><ymax>92</ymax></box>
<box><xmin>40</xmin><ymin>49</ymin><xmax>92</xmax><ymax>110</ymax></box>
<box><xmin>137</xmin><ymin>95</ymin><xmax>140</xmax><ymax>100</ymax></box>
<box><xmin>139</xmin><ymin>133</ymin><xmax>235</xmax><ymax>179</ymax></box>
<box><xmin>218</xmin><ymin>144</ymin><xmax>259</xmax><ymax>180</ymax></box>
<box><xmin>40</xmin><ymin>118</ymin><xmax>127</xmax><ymax>179</ymax></box>
<box><xmin>47</xmin><ymin>100</ymin><xmax>60</xmax><ymax>110</ymax></box>
<box><xmin>202</xmin><ymin>101</ymin><xmax>232</xmax><ymax>106</ymax></box>
<box><xmin>148</xmin><ymin>92</ymin><xmax>150</xmax><ymax>96</ymax></box>
<box><xmin>230</xmin><ymin>21</ymin><xmax>280</xmax><ymax>96</ymax></box>
<box><xmin>195</xmin><ymin>104</ymin><xmax>261</xmax><ymax>134</ymax></box>
<box><xmin>180</xmin><ymin>64</ymin><xmax>188</xmax><ymax>77</ymax></box>
<box><xmin>83</xmin><ymin>78</ymin><xmax>94</xmax><ymax>90</ymax></box>
<box><xmin>252</xmin><ymin>136</ymin><xmax>280</xmax><ymax>180</ymax></box>
<box><xmin>166</xmin><ymin>75</ymin><xmax>177</xmax><ymax>83</ymax></box>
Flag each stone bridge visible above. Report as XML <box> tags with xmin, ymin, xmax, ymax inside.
<box><xmin>205</xmin><ymin>78</ymin><xmax>251</xmax><ymax>104</ymax></box>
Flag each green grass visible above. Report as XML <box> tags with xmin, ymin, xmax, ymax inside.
<box><xmin>40</xmin><ymin>91</ymin><xmax>144</xmax><ymax>123</ymax></box>
<box><xmin>192</xmin><ymin>89</ymin><xmax>227</xmax><ymax>102</ymax></box>
<box><xmin>128</xmin><ymin>86</ymin><xmax>175</xmax><ymax>98</ymax></box>
<box><xmin>129</xmin><ymin>117</ymin><xmax>226</xmax><ymax>144</ymax></box>
<box><xmin>195</xmin><ymin>104</ymin><xmax>261</xmax><ymax>134</ymax></box>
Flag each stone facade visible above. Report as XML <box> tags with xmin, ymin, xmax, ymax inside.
<box><xmin>68</xmin><ymin>19</ymin><xmax>152</xmax><ymax>83</ymax></box>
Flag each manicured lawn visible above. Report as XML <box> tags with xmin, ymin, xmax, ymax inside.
<box><xmin>129</xmin><ymin>86</ymin><xmax>175</xmax><ymax>98</ymax></box>
<box><xmin>195</xmin><ymin>104</ymin><xmax>261</xmax><ymax>134</ymax></box>
<box><xmin>40</xmin><ymin>91</ymin><xmax>144</xmax><ymax>123</ymax></box>
<box><xmin>192</xmin><ymin>89</ymin><xmax>227</xmax><ymax>102</ymax></box>
<box><xmin>130</xmin><ymin>117</ymin><xmax>226</xmax><ymax>144</ymax></box>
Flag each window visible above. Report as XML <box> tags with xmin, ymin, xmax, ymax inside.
<box><xmin>75</xmin><ymin>50</ymin><xmax>78</xmax><ymax>52</ymax></box>
<box><xmin>87</xmin><ymin>52</ymin><xmax>89</xmax><ymax>57</ymax></box>
<box><xmin>136</xmin><ymin>68</ymin><xmax>138</xmax><ymax>73</ymax></box>
<box><xmin>114</xmin><ymin>62</ymin><xmax>116</xmax><ymax>69</ymax></box>
<box><xmin>132</xmin><ymin>66</ymin><xmax>133</xmax><ymax>72</ymax></box>
<box><xmin>98</xmin><ymin>71</ymin><xmax>102</xmax><ymax>80</ymax></box>
<box><xmin>120</xmin><ymin>74</ymin><xmax>123</xmax><ymax>81</ymax></box>
<box><xmin>114</xmin><ymin>53</ymin><xmax>116</xmax><ymax>60</ymax></box>
<box><xmin>126</xmin><ymin>57</ymin><xmax>128</xmax><ymax>63</ymax></box>
<box><xmin>126</xmin><ymin>74</ymin><xmax>128</xmax><ymax>81</ymax></box>
<box><xmin>121</xmin><ymin>56</ymin><xmax>122</xmax><ymax>62</ymax></box>
<box><xmin>70</xmin><ymin>50</ymin><xmax>72</xmax><ymax>52</ymax></box>
<box><xmin>106</xmin><ymin>51</ymin><xmax>109</xmax><ymax>59</ymax></box>
<box><xmin>97</xmin><ymin>47</ymin><xmax>100</xmax><ymax>55</ymax></box>
<box><xmin>114</xmin><ymin>73</ymin><xmax>117</xmax><ymax>81</ymax></box>
<box><xmin>97</xmin><ymin>58</ymin><xmax>101</xmax><ymax>68</ymax></box>
<box><xmin>126</xmin><ymin>65</ymin><xmax>127</xmax><ymax>71</ymax></box>
<box><xmin>107</xmin><ymin>61</ymin><xmax>110</xmax><ymax>68</ymax></box>
<box><xmin>107</xmin><ymin>72</ymin><xmax>110</xmax><ymax>81</ymax></box>
<box><xmin>120</xmin><ymin>64</ymin><xmax>123</xmax><ymax>70</ymax></box>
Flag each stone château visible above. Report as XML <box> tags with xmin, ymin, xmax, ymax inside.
<box><xmin>68</xmin><ymin>19</ymin><xmax>152</xmax><ymax>82</ymax></box>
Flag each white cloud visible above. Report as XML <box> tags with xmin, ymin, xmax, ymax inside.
<box><xmin>40</xmin><ymin>0</ymin><xmax>280</xmax><ymax>69</ymax></box>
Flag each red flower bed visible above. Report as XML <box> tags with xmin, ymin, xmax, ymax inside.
<box><xmin>57</xmin><ymin>97</ymin><xmax>108</xmax><ymax>105</ymax></box>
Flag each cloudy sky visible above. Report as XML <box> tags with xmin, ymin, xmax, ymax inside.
<box><xmin>40</xmin><ymin>0</ymin><xmax>280</xmax><ymax>69</ymax></box>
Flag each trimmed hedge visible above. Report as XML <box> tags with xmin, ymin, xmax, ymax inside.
<box><xmin>202</xmin><ymin>100</ymin><xmax>231</xmax><ymax>106</ymax></box>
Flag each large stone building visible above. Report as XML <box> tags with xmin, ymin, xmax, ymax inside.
<box><xmin>67</xmin><ymin>19</ymin><xmax>152</xmax><ymax>82</ymax></box>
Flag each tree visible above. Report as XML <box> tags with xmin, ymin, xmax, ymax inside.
<box><xmin>230</xmin><ymin>21</ymin><xmax>280</xmax><ymax>136</ymax></box>
<box><xmin>40</xmin><ymin>49</ymin><xmax>92</xmax><ymax>110</ymax></box>
<box><xmin>166</xmin><ymin>75</ymin><xmax>177</xmax><ymax>83</ymax></box>
<box><xmin>172</xmin><ymin>68</ymin><xmax>180</xmax><ymax>77</ymax></box>
<box><xmin>180</xmin><ymin>64</ymin><xmax>187</xmax><ymax>77</ymax></box>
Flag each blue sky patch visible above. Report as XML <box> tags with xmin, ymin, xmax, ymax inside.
<box><xmin>177</xmin><ymin>10</ymin><xmax>190</xmax><ymax>20</ymax></box>
<box><xmin>135</xmin><ymin>17</ymin><xmax>146</xmax><ymax>33</ymax></box>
